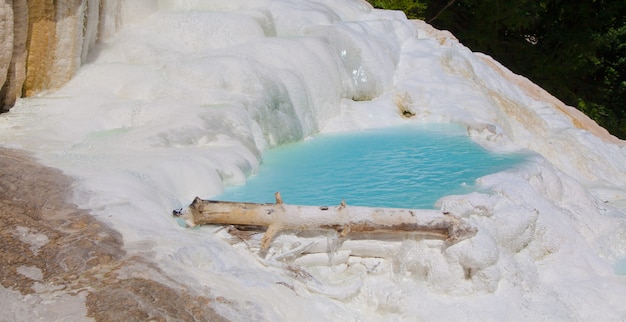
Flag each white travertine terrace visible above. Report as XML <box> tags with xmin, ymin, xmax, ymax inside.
<box><xmin>1</xmin><ymin>1</ymin><xmax>625</xmax><ymax>320</ymax></box>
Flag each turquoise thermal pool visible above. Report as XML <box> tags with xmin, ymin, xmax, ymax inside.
<box><xmin>215</xmin><ymin>124</ymin><xmax>527</xmax><ymax>209</ymax></box>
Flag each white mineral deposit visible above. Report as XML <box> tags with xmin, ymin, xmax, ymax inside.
<box><xmin>1</xmin><ymin>1</ymin><xmax>625</xmax><ymax>320</ymax></box>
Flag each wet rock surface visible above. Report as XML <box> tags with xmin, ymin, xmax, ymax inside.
<box><xmin>0</xmin><ymin>147</ymin><xmax>229</xmax><ymax>321</ymax></box>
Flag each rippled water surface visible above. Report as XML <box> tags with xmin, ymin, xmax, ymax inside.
<box><xmin>215</xmin><ymin>124</ymin><xmax>526</xmax><ymax>208</ymax></box>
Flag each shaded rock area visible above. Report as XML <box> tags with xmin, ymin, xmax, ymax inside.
<box><xmin>0</xmin><ymin>147</ymin><xmax>230</xmax><ymax>321</ymax></box>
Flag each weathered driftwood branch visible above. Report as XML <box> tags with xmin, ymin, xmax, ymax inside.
<box><xmin>175</xmin><ymin>192</ymin><xmax>477</xmax><ymax>251</ymax></box>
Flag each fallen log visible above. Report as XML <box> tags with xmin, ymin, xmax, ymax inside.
<box><xmin>175</xmin><ymin>192</ymin><xmax>477</xmax><ymax>252</ymax></box>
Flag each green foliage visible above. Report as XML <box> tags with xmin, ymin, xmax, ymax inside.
<box><xmin>368</xmin><ymin>0</ymin><xmax>427</xmax><ymax>19</ymax></box>
<box><xmin>582</xmin><ymin>24</ymin><xmax>626</xmax><ymax>138</ymax></box>
<box><xmin>367</xmin><ymin>0</ymin><xmax>626</xmax><ymax>139</ymax></box>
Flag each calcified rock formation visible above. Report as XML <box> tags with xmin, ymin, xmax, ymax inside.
<box><xmin>0</xmin><ymin>147</ymin><xmax>232</xmax><ymax>321</ymax></box>
<box><xmin>0</xmin><ymin>0</ymin><xmax>128</xmax><ymax>111</ymax></box>
<box><xmin>1</xmin><ymin>0</ymin><xmax>91</xmax><ymax>110</ymax></box>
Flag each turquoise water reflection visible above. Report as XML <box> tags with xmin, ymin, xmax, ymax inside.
<box><xmin>215</xmin><ymin>124</ymin><xmax>526</xmax><ymax>209</ymax></box>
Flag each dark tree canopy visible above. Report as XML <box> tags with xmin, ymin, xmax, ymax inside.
<box><xmin>368</xmin><ymin>0</ymin><xmax>427</xmax><ymax>19</ymax></box>
<box><xmin>369</xmin><ymin>0</ymin><xmax>626</xmax><ymax>139</ymax></box>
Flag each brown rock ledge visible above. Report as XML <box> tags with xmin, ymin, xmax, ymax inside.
<box><xmin>0</xmin><ymin>147</ymin><xmax>230</xmax><ymax>321</ymax></box>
